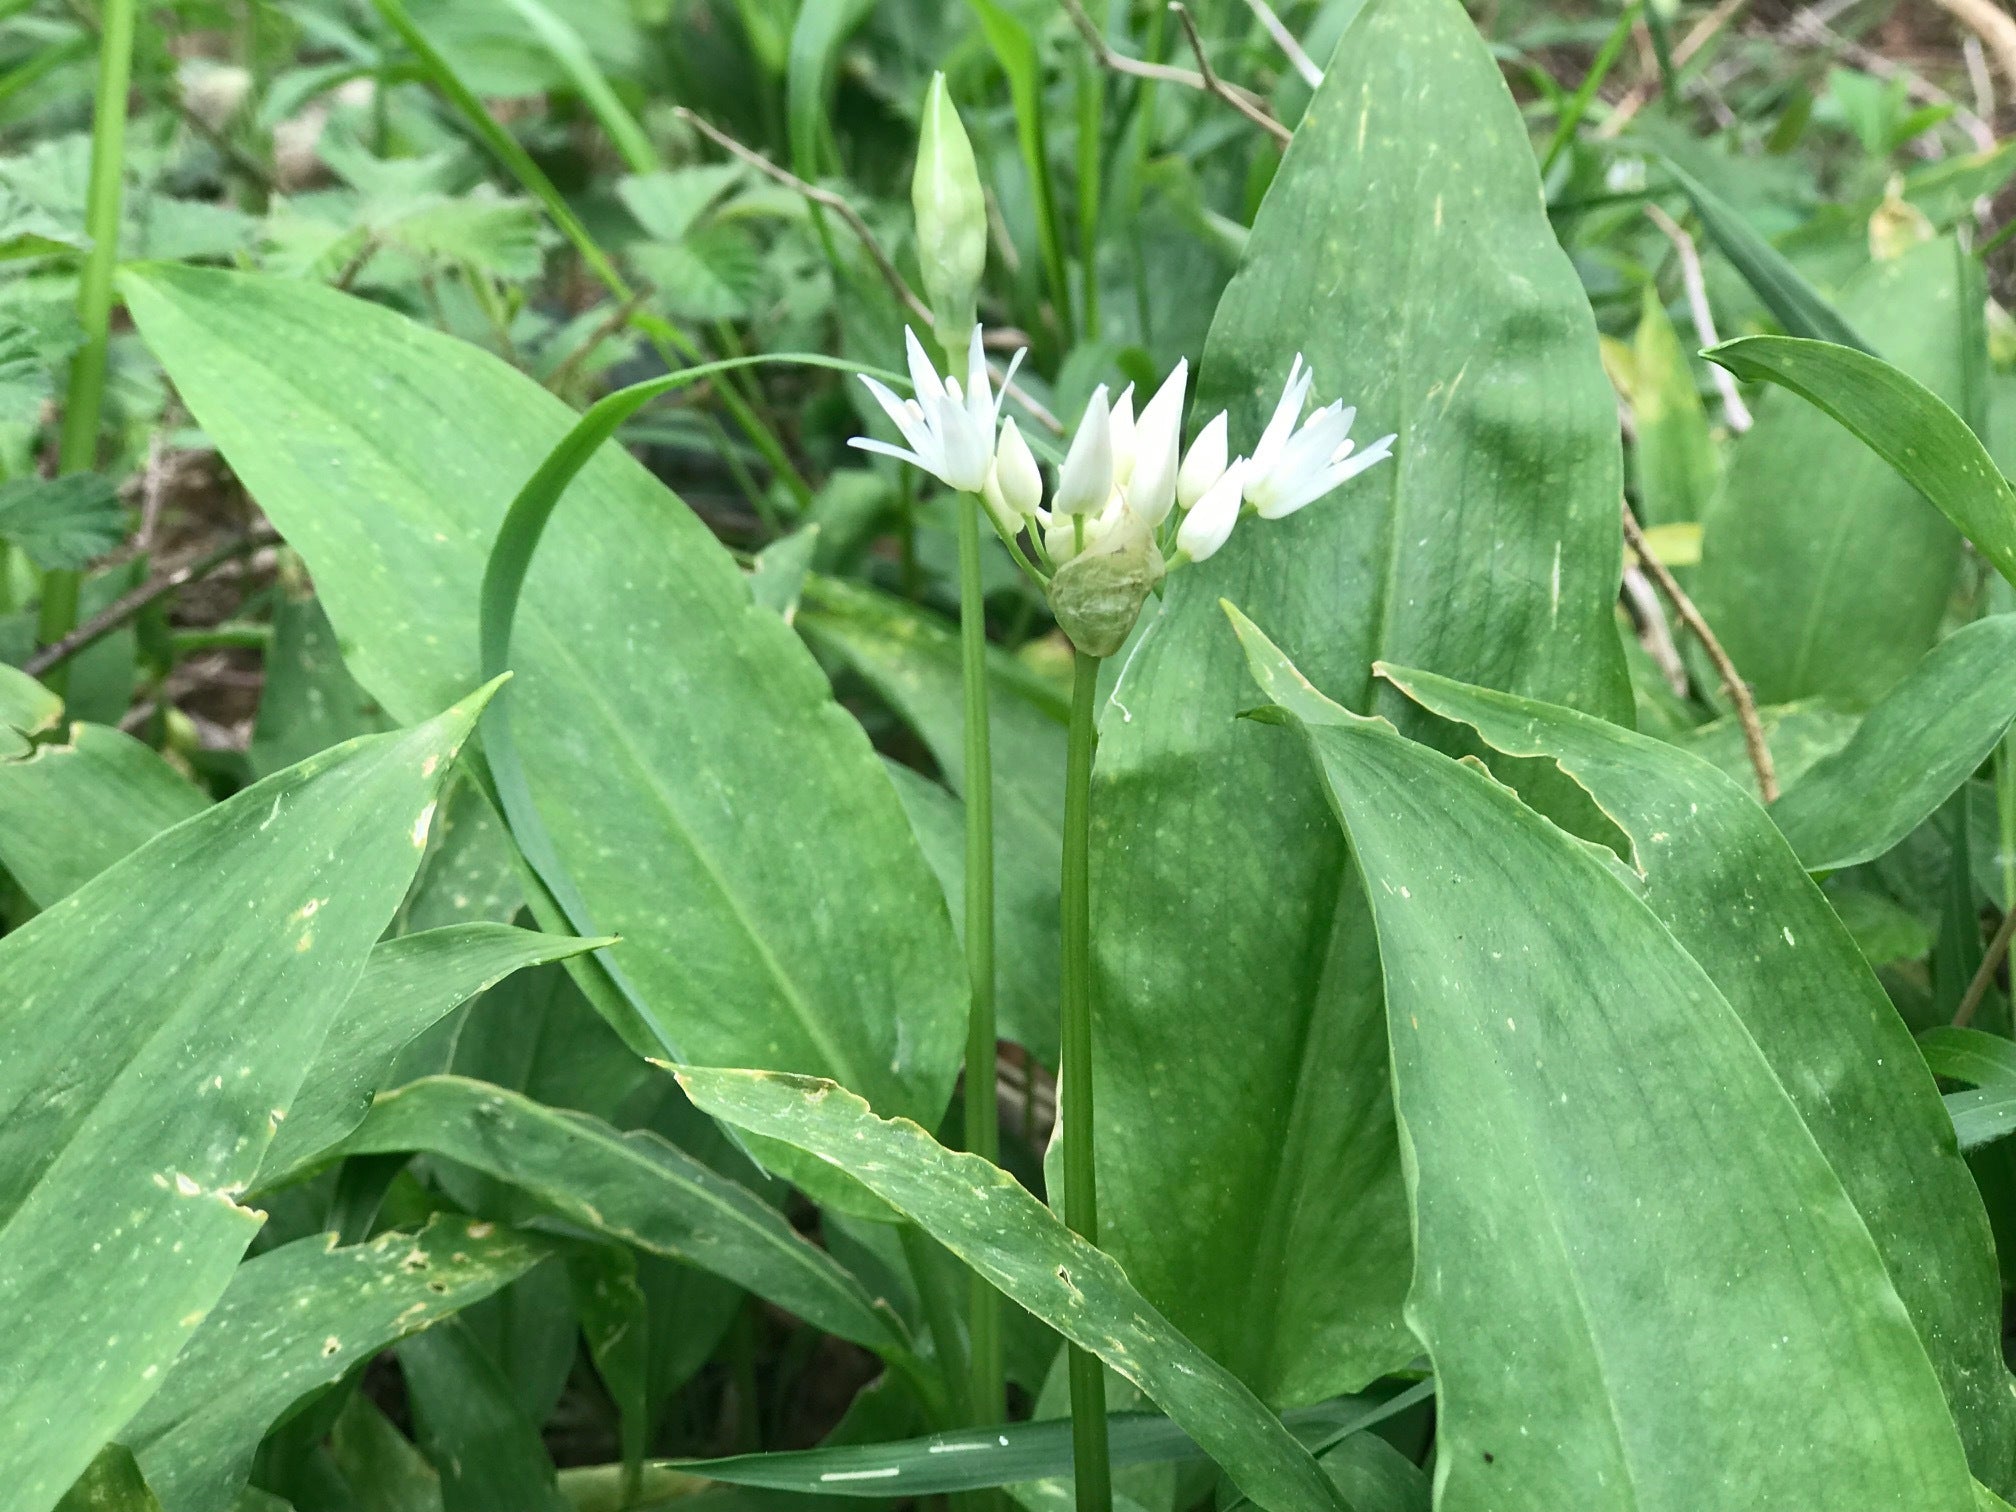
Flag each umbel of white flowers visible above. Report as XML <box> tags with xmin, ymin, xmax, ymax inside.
<box><xmin>849</xmin><ymin>328</ymin><xmax>1396</xmax><ymax>656</ymax></box>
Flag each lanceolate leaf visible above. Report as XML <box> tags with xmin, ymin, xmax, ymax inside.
<box><xmin>1661</xmin><ymin>157</ymin><xmax>1875</xmax><ymax>353</ymax></box>
<box><xmin>256</xmin><ymin>925</ymin><xmax>614</xmax><ymax>1186</ymax></box>
<box><xmin>120</xmin><ymin>1216</ymin><xmax>550</xmax><ymax>1512</ymax></box>
<box><xmin>0</xmin><ymin>661</ymin><xmax>60</xmax><ymax>745</ymax></box>
<box><xmin>1768</xmin><ymin>616</ymin><xmax>2016</xmax><ymax>871</ymax></box>
<box><xmin>676</xmin><ymin>1068</ymin><xmax>1350</xmax><ymax>1512</ymax></box>
<box><xmin>1228</xmin><ymin>609</ymin><xmax>1979</xmax><ymax>1510</ymax></box>
<box><xmin>122</xmin><ymin>267</ymin><xmax>967</xmax><ymax>1148</ymax></box>
<box><xmin>1377</xmin><ymin>661</ymin><xmax>2016</xmax><ymax>1489</ymax></box>
<box><xmin>1705</xmin><ymin>334</ymin><xmax>2016</xmax><ymax>587</ymax></box>
<box><xmin>1089</xmin><ymin>0</ymin><xmax>1631</xmax><ymax>1406</ymax></box>
<box><xmin>0</xmin><ymin>723</ymin><xmax>208</xmax><ymax>906</ymax></box>
<box><xmin>0</xmin><ymin>685</ymin><xmax>496</xmax><ymax>1512</ymax></box>
<box><xmin>1693</xmin><ymin>237</ymin><xmax>1981</xmax><ymax>707</ymax></box>
<box><xmin>340</xmin><ymin>1075</ymin><xmax>908</xmax><ymax>1357</ymax></box>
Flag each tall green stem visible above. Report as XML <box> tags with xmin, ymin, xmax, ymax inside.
<box><xmin>955</xmin><ymin>491</ymin><xmax>1005</xmax><ymax>1444</ymax></box>
<box><xmin>1061</xmin><ymin>648</ymin><xmax>1111</xmax><ymax>1512</ymax></box>
<box><xmin>39</xmin><ymin>0</ymin><xmax>137</xmax><ymax>694</ymax></box>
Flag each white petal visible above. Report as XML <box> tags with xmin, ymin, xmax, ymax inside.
<box><xmin>933</xmin><ymin>388</ymin><xmax>992</xmax><ymax>492</ymax></box>
<box><xmin>858</xmin><ymin>375</ymin><xmax>934</xmax><ymax>459</ymax></box>
<box><xmin>1129</xmin><ymin>360</ymin><xmax>1187</xmax><ymax>526</ymax></box>
<box><xmin>848</xmin><ymin>435</ymin><xmax>929</xmax><ymax>470</ymax></box>
<box><xmin>1262</xmin><ymin>432</ymin><xmax>1395</xmax><ymax>519</ymax></box>
<box><xmin>964</xmin><ymin>324</ymin><xmax>990</xmax><ymax>427</ymax></box>
<box><xmin>990</xmin><ymin>346</ymin><xmax>1027</xmax><ymax>435</ymax></box>
<box><xmin>1177</xmin><ymin>411</ymin><xmax>1229</xmax><ymax>511</ymax></box>
<box><xmin>1109</xmin><ymin>385</ymin><xmax>1138</xmax><ymax>485</ymax></box>
<box><xmin>1176</xmin><ymin>457</ymin><xmax>1247</xmax><ymax>562</ymax></box>
<box><xmin>1250</xmin><ymin>355</ymin><xmax>1310</xmax><ymax>477</ymax></box>
<box><xmin>1053</xmin><ymin>385</ymin><xmax>1114</xmax><ymax>515</ymax></box>
<box><xmin>904</xmin><ymin>326</ymin><xmax>943</xmax><ymax>407</ymax></box>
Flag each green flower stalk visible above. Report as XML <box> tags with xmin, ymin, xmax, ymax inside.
<box><xmin>854</xmin><ymin>330</ymin><xmax>1395</xmax><ymax>1512</ymax></box>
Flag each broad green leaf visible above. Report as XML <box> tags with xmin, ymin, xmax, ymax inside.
<box><xmin>1694</xmin><ymin>237</ymin><xmax>1980</xmax><ymax>707</ymax></box>
<box><xmin>1950</xmin><ymin>1089</ymin><xmax>2016</xmax><ymax>1152</ymax></box>
<box><xmin>255</xmin><ymin>925</ymin><xmax>612</xmax><ymax>1185</ymax></box>
<box><xmin>122</xmin><ymin>266</ymin><xmax>965</xmax><ymax>1143</ymax></box>
<box><xmin>1376</xmin><ymin>661</ymin><xmax>2016</xmax><ymax>1487</ymax></box>
<box><xmin>0</xmin><ymin>722</ymin><xmax>207</xmax><ymax>906</ymax></box>
<box><xmin>670</xmin><ymin>1389</ymin><xmax>1427</xmax><ymax>1497</ymax></box>
<box><xmin>1625</xmin><ymin>286</ymin><xmax>1719</xmax><ymax>527</ymax></box>
<box><xmin>1922</xmin><ymin>1027</ymin><xmax>2016</xmax><ymax>1089</ymax></box>
<box><xmin>1706</xmin><ymin>334</ymin><xmax>2016</xmax><ymax>587</ymax></box>
<box><xmin>398</xmin><ymin>1319</ymin><xmax>568</xmax><ymax>1512</ymax></box>
<box><xmin>249</xmin><ymin>593</ymin><xmax>391</xmax><ymax>780</ymax></box>
<box><xmin>1768</xmin><ymin>616</ymin><xmax>2016</xmax><ymax>871</ymax></box>
<box><xmin>0</xmin><ymin>684</ymin><xmax>495</xmax><ymax>1512</ymax></box>
<box><xmin>119</xmin><ymin>1216</ymin><xmax>549</xmax><ymax>1512</ymax></box>
<box><xmin>798</xmin><ymin>577</ymin><xmax>1066</xmax><ymax>1061</ymax></box>
<box><xmin>1318</xmin><ymin>1437</ymin><xmax>1428</xmax><ymax>1512</ymax></box>
<box><xmin>1228</xmin><ymin>610</ymin><xmax>1979</xmax><ymax>1510</ymax></box>
<box><xmin>0</xmin><ymin>472</ymin><xmax>124</xmax><ymax>571</ymax></box>
<box><xmin>1668</xmin><ymin>700</ymin><xmax>1857</xmax><ymax>792</ymax></box>
<box><xmin>0</xmin><ymin>660</ymin><xmax>60</xmax><ymax>745</ymax></box>
<box><xmin>55</xmin><ymin>1447</ymin><xmax>162</xmax><ymax>1512</ymax></box>
<box><xmin>676</xmin><ymin>1068</ymin><xmax>1349</xmax><ymax>1512</ymax></box>
<box><xmin>340</xmin><ymin>1075</ymin><xmax>907</xmax><ymax>1356</ymax></box>
<box><xmin>1090</xmin><ymin>0</ymin><xmax>1631</xmax><ymax>1406</ymax></box>
<box><xmin>1661</xmin><ymin>157</ymin><xmax>1874</xmax><ymax>352</ymax></box>
<box><xmin>327</xmin><ymin>1397</ymin><xmax>443</xmax><ymax>1512</ymax></box>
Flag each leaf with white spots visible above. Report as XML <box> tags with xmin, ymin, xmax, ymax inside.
<box><xmin>1376</xmin><ymin>660</ymin><xmax>2016</xmax><ymax>1489</ymax></box>
<box><xmin>675</xmin><ymin>1066</ymin><xmax>1348</xmax><ymax>1512</ymax></box>
<box><xmin>1228</xmin><ymin>607</ymin><xmax>1981</xmax><ymax>1511</ymax></box>
<box><xmin>121</xmin><ymin>265</ymin><xmax>967</xmax><ymax>1174</ymax></box>
<box><xmin>1087</xmin><ymin>0</ymin><xmax>1633</xmax><ymax>1406</ymax></box>
<box><xmin>0</xmin><ymin>682</ymin><xmax>498</xmax><ymax>1512</ymax></box>
<box><xmin>254</xmin><ymin>924</ymin><xmax>617</xmax><ymax>1187</ymax></box>
<box><xmin>340</xmin><ymin>1075</ymin><xmax>908</xmax><ymax>1357</ymax></box>
<box><xmin>118</xmin><ymin>1215</ymin><xmax>549</xmax><ymax>1512</ymax></box>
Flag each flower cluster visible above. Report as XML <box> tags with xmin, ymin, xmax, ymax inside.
<box><xmin>849</xmin><ymin>326</ymin><xmax>1395</xmax><ymax>654</ymax></box>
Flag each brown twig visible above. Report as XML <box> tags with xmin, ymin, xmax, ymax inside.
<box><xmin>1928</xmin><ymin>0</ymin><xmax>2016</xmax><ymax>104</ymax></box>
<box><xmin>1620</xmin><ymin>503</ymin><xmax>1779</xmax><ymax>803</ymax></box>
<box><xmin>674</xmin><ymin>107</ymin><xmax>1063</xmax><ymax>436</ymax></box>
<box><xmin>1240</xmin><ymin>0</ymin><xmax>1323</xmax><ymax>88</ymax></box>
<box><xmin>26</xmin><ymin>525</ymin><xmax>279</xmax><ymax>679</ymax></box>
<box><xmin>1598</xmin><ymin>0</ymin><xmax>1750</xmax><ymax>137</ymax></box>
<box><xmin>1643</xmin><ymin>203</ymin><xmax>1752</xmax><ymax>433</ymax></box>
<box><xmin>1954</xmin><ymin>906</ymin><xmax>2016</xmax><ymax>1028</ymax></box>
<box><xmin>673</xmin><ymin>106</ymin><xmax>933</xmax><ymax>326</ymax></box>
<box><xmin>1061</xmin><ymin>0</ymin><xmax>1292</xmax><ymax>145</ymax></box>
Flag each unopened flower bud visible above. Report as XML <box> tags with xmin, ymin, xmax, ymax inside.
<box><xmin>1129</xmin><ymin>361</ymin><xmax>1187</xmax><ymax>526</ymax></box>
<box><xmin>993</xmin><ymin>418</ymin><xmax>1043</xmax><ymax>517</ymax></box>
<box><xmin>912</xmin><ymin>75</ymin><xmax>987</xmax><ymax>356</ymax></box>
<box><xmin>1053</xmin><ymin>386</ymin><xmax>1114</xmax><ymax>515</ymax></box>
<box><xmin>1177</xmin><ymin>457</ymin><xmax>1248</xmax><ymax>563</ymax></box>
<box><xmin>1176</xmin><ymin>411</ymin><xmax>1229</xmax><ymax>511</ymax></box>
<box><xmin>1108</xmin><ymin>385</ymin><xmax>1137</xmax><ymax>486</ymax></box>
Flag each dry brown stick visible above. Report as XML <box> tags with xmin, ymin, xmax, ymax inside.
<box><xmin>1930</xmin><ymin>0</ymin><xmax>2016</xmax><ymax>103</ymax></box>
<box><xmin>1643</xmin><ymin>202</ymin><xmax>1752</xmax><ymax>433</ymax></box>
<box><xmin>25</xmin><ymin>524</ymin><xmax>279</xmax><ymax>679</ymax></box>
<box><xmin>674</xmin><ymin>107</ymin><xmax>1064</xmax><ymax>436</ymax></box>
<box><xmin>674</xmin><ymin>106</ymin><xmax>933</xmax><ymax>326</ymax></box>
<box><xmin>1239</xmin><ymin>0</ymin><xmax>1323</xmax><ymax>88</ymax></box>
<box><xmin>1954</xmin><ymin>906</ymin><xmax>2016</xmax><ymax>1028</ymax></box>
<box><xmin>1597</xmin><ymin>0</ymin><xmax>1751</xmax><ymax>137</ymax></box>
<box><xmin>1060</xmin><ymin>0</ymin><xmax>1293</xmax><ymax>146</ymax></box>
<box><xmin>1620</xmin><ymin>503</ymin><xmax>1779</xmax><ymax>803</ymax></box>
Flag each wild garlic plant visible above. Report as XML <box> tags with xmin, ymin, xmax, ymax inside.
<box><xmin>850</xmin><ymin>317</ymin><xmax>1394</xmax><ymax>1512</ymax></box>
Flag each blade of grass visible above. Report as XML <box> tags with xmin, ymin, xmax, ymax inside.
<box><xmin>968</xmin><ymin>0</ymin><xmax>1074</xmax><ymax>342</ymax></box>
<box><xmin>38</xmin><ymin>0</ymin><xmax>137</xmax><ymax>696</ymax></box>
<box><xmin>1541</xmin><ymin>5</ymin><xmax>1639</xmax><ymax>177</ymax></box>
<box><xmin>499</xmin><ymin>0</ymin><xmax>656</xmax><ymax>176</ymax></box>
